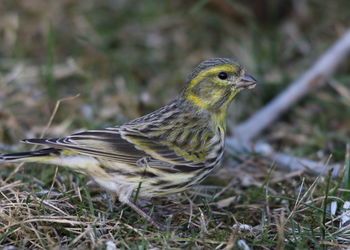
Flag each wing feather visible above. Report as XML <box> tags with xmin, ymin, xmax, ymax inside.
<box><xmin>23</xmin><ymin>130</ymin><xmax>146</xmax><ymax>164</ymax></box>
<box><xmin>23</xmin><ymin>128</ymin><xmax>205</xmax><ymax>172</ymax></box>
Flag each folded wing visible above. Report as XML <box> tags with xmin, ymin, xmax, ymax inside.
<box><xmin>23</xmin><ymin>128</ymin><xmax>205</xmax><ymax>172</ymax></box>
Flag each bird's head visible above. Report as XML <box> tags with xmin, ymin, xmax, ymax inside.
<box><xmin>183</xmin><ymin>58</ymin><xmax>256</xmax><ymax>112</ymax></box>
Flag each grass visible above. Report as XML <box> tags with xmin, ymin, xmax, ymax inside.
<box><xmin>0</xmin><ymin>0</ymin><xmax>350</xmax><ymax>249</ymax></box>
<box><xmin>2</xmin><ymin>158</ymin><xmax>350</xmax><ymax>248</ymax></box>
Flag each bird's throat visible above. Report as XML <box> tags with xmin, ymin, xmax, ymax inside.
<box><xmin>185</xmin><ymin>89</ymin><xmax>239</xmax><ymax>132</ymax></box>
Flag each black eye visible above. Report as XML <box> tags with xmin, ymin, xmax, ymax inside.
<box><xmin>218</xmin><ymin>72</ymin><xmax>228</xmax><ymax>80</ymax></box>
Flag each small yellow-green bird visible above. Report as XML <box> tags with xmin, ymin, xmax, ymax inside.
<box><xmin>0</xmin><ymin>58</ymin><xmax>256</xmax><ymax>229</ymax></box>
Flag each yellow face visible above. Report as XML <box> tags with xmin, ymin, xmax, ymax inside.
<box><xmin>184</xmin><ymin>58</ymin><xmax>256</xmax><ymax>112</ymax></box>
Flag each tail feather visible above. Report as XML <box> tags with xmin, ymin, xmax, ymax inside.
<box><xmin>21</xmin><ymin>138</ymin><xmax>52</xmax><ymax>144</ymax></box>
<box><xmin>0</xmin><ymin>148</ymin><xmax>61</xmax><ymax>162</ymax></box>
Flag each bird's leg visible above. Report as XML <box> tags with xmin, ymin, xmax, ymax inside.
<box><xmin>134</xmin><ymin>157</ymin><xmax>152</xmax><ymax>202</ymax></box>
<box><xmin>126</xmin><ymin>157</ymin><xmax>165</xmax><ymax>229</ymax></box>
<box><xmin>124</xmin><ymin>158</ymin><xmax>181</xmax><ymax>230</ymax></box>
<box><xmin>124</xmin><ymin>199</ymin><xmax>165</xmax><ymax>230</ymax></box>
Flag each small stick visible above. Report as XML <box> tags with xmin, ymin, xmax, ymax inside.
<box><xmin>226</xmin><ymin>138</ymin><xmax>342</xmax><ymax>176</ymax></box>
<box><xmin>234</xmin><ymin>29</ymin><xmax>350</xmax><ymax>141</ymax></box>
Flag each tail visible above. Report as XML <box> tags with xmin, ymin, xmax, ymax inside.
<box><xmin>0</xmin><ymin>148</ymin><xmax>61</xmax><ymax>163</ymax></box>
<box><xmin>1</xmin><ymin>139</ymin><xmax>101</xmax><ymax>174</ymax></box>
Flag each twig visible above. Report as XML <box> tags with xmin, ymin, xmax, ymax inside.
<box><xmin>229</xmin><ymin>30</ymin><xmax>350</xmax><ymax>176</ymax></box>
<box><xmin>234</xmin><ymin>29</ymin><xmax>350</xmax><ymax>141</ymax></box>
<box><xmin>226</xmin><ymin>138</ymin><xmax>342</xmax><ymax>176</ymax></box>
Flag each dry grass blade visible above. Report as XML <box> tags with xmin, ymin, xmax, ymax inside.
<box><xmin>3</xmin><ymin>94</ymin><xmax>80</xmax><ymax>184</ymax></box>
<box><xmin>37</xmin><ymin>94</ymin><xmax>80</xmax><ymax>141</ymax></box>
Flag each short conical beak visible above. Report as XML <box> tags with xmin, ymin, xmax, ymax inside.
<box><xmin>236</xmin><ymin>73</ymin><xmax>257</xmax><ymax>89</ymax></box>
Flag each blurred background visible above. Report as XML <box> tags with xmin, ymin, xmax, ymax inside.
<box><xmin>0</xmin><ymin>0</ymin><xmax>349</xmax><ymax>162</ymax></box>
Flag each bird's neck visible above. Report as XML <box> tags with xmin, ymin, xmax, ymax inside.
<box><xmin>178</xmin><ymin>95</ymin><xmax>237</xmax><ymax>134</ymax></box>
<box><xmin>181</xmin><ymin>89</ymin><xmax>239</xmax><ymax>132</ymax></box>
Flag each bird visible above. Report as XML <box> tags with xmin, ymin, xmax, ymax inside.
<box><xmin>0</xmin><ymin>58</ymin><xmax>256</xmax><ymax>229</ymax></box>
